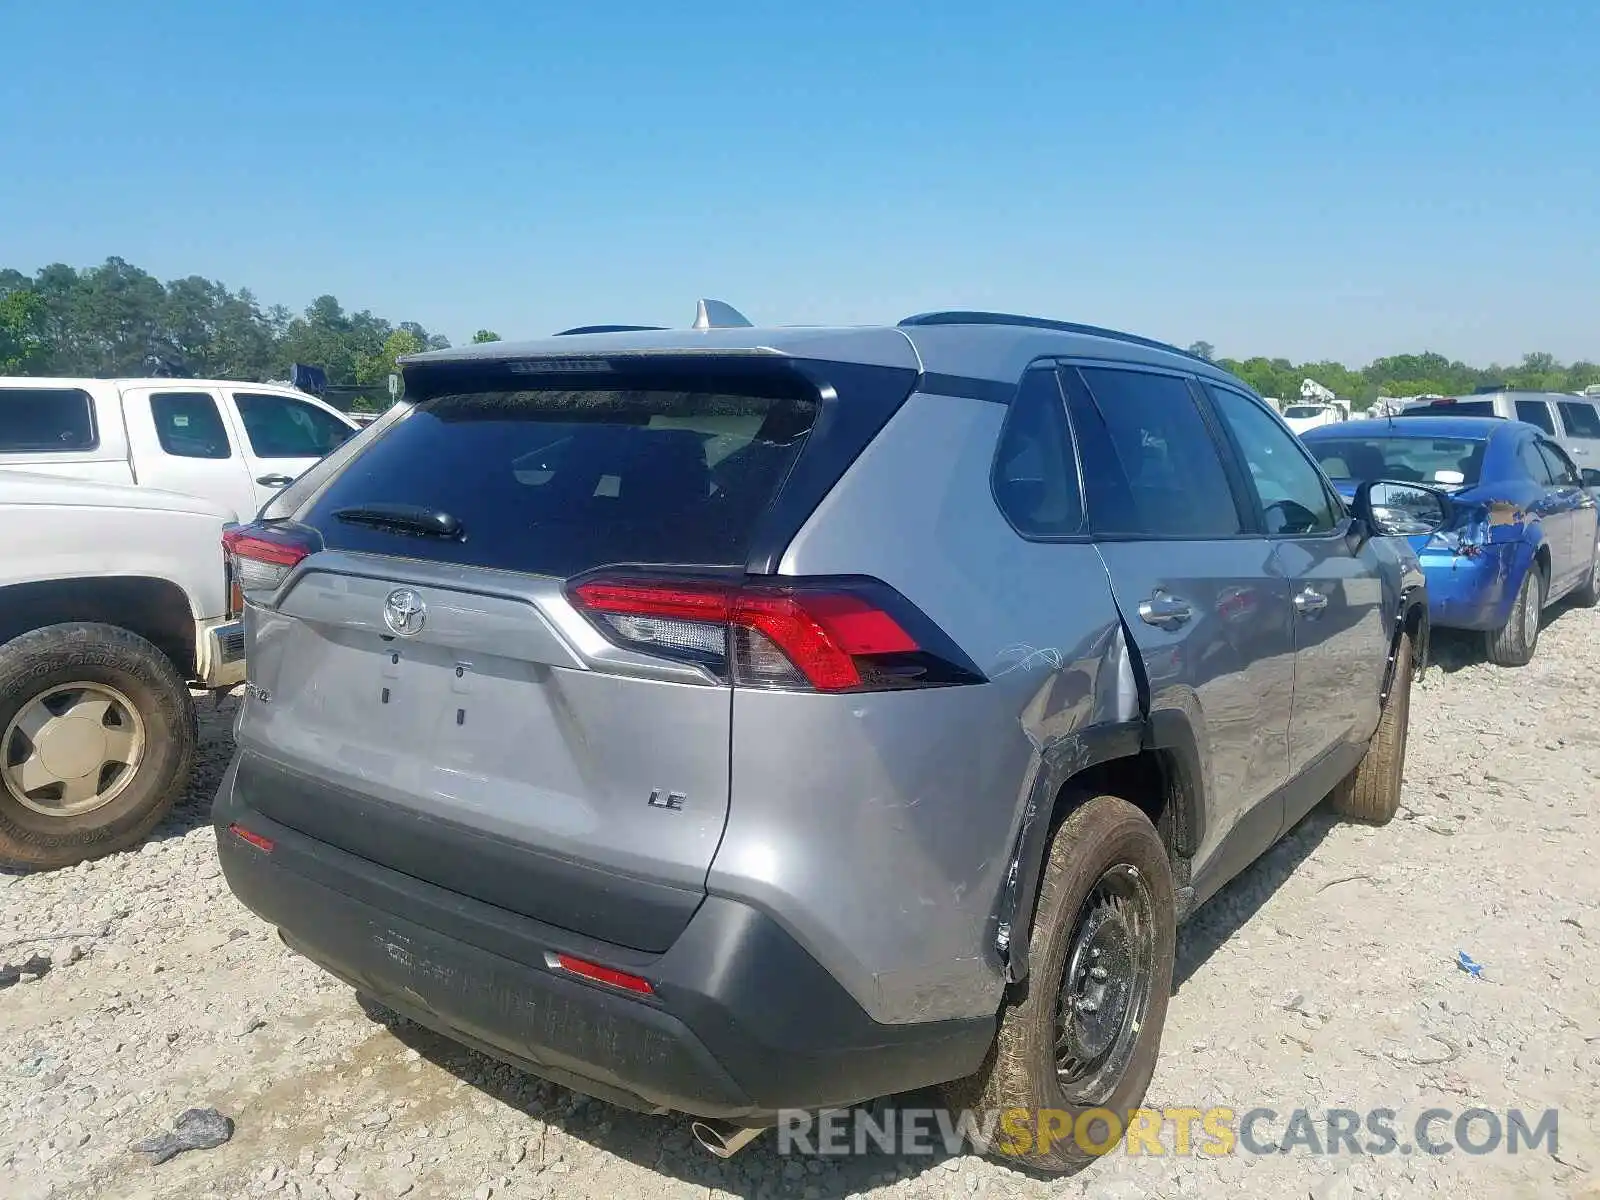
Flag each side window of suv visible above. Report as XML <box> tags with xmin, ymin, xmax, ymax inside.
<box><xmin>1067</xmin><ymin>367</ymin><xmax>1243</xmax><ymax>538</ymax></box>
<box><xmin>1206</xmin><ymin>385</ymin><xmax>1341</xmax><ymax>535</ymax></box>
<box><xmin>1514</xmin><ymin>399</ymin><xmax>1556</xmax><ymax>434</ymax></box>
<box><xmin>991</xmin><ymin>368</ymin><xmax>1085</xmax><ymax>537</ymax></box>
<box><xmin>1559</xmin><ymin>400</ymin><xmax>1600</xmax><ymax>439</ymax></box>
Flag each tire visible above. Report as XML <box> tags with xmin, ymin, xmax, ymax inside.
<box><xmin>1329</xmin><ymin>632</ymin><xmax>1413</xmax><ymax>824</ymax></box>
<box><xmin>1484</xmin><ymin>562</ymin><xmax>1544</xmax><ymax>668</ymax></box>
<box><xmin>1571</xmin><ymin>530</ymin><xmax>1600</xmax><ymax>609</ymax></box>
<box><xmin>946</xmin><ymin>794</ymin><xmax>1176</xmax><ymax>1173</ymax></box>
<box><xmin>0</xmin><ymin>622</ymin><xmax>197</xmax><ymax>870</ymax></box>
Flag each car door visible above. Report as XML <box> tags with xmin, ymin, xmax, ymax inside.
<box><xmin>1537</xmin><ymin>440</ymin><xmax>1595</xmax><ymax>593</ymax></box>
<box><xmin>1550</xmin><ymin>439</ymin><xmax>1600</xmax><ymax>570</ymax></box>
<box><xmin>1202</xmin><ymin>383</ymin><xmax>1389</xmax><ymax>787</ymax></box>
<box><xmin>224</xmin><ymin>389</ymin><xmax>356</xmax><ymax>513</ymax></box>
<box><xmin>1514</xmin><ymin>436</ymin><xmax>1567</xmax><ymax>585</ymax></box>
<box><xmin>119</xmin><ymin>385</ymin><xmax>259</xmax><ymax>520</ymax></box>
<box><xmin>1061</xmin><ymin>364</ymin><xmax>1295</xmax><ymax>893</ymax></box>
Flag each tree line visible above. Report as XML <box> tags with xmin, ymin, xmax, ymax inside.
<box><xmin>2</xmin><ymin>258</ymin><xmax>1593</xmax><ymax>410</ymax></box>
<box><xmin>0</xmin><ymin>257</ymin><xmax>503</xmax><ymax>408</ymax></box>
<box><xmin>1186</xmin><ymin>342</ymin><xmax>1598</xmax><ymax>408</ymax></box>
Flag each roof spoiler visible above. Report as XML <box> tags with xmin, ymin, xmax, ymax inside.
<box><xmin>553</xmin><ymin>324</ymin><xmax>666</xmax><ymax>336</ymax></box>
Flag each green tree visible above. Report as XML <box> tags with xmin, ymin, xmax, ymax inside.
<box><xmin>0</xmin><ymin>288</ymin><xmax>50</xmax><ymax>373</ymax></box>
<box><xmin>1218</xmin><ymin>356</ymin><xmax>1301</xmax><ymax>402</ymax></box>
<box><xmin>1568</xmin><ymin>361</ymin><xmax>1600</xmax><ymax>390</ymax></box>
<box><xmin>472</xmin><ymin>329</ymin><xmax>502</xmax><ymax>343</ymax></box>
<box><xmin>354</xmin><ymin>329</ymin><xmax>424</xmax><ymax>388</ymax></box>
<box><xmin>7</xmin><ymin>253</ymin><xmax>1597</xmax><ymax>406</ymax></box>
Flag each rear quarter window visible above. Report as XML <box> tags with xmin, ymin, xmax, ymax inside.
<box><xmin>0</xmin><ymin>388</ymin><xmax>98</xmax><ymax>453</ymax></box>
<box><xmin>991</xmin><ymin>369</ymin><xmax>1085</xmax><ymax>537</ymax></box>
<box><xmin>303</xmin><ymin>384</ymin><xmax>818</xmax><ymax>577</ymax></box>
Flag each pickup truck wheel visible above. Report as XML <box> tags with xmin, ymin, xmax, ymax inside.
<box><xmin>1330</xmin><ymin>632</ymin><xmax>1413</xmax><ymax>824</ymax></box>
<box><xmin>945</xmin><ymin>795</ymin><xmax>1175</xmax><ymax>1173</ymax></box>
<box><xmin>1485</xmin><ymin>563</ymin><xmax>1543</xmax><ymax>667</ymax></box>
<box><xmin>0</xmin><ymin>623</ymin><xmax>196</xmax><ymax>870</ymax></box>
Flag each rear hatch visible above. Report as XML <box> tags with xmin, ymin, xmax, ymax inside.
<box><xmin>229</xmin><ymin>364</ymin><xmax>833</xmax><ymax>952</ymax></box>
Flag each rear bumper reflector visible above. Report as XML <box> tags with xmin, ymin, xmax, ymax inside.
<box><xmin>545</xmin><ymin>951</ymin><xmax>654</xmax><ymax>994</ymax></box>
<box><xmin>229</xmin><ymin>823</ymin><xmax>275</xmax><ymax>853</ymax></box>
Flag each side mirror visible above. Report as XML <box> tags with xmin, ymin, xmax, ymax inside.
<box><xmin>1351</xmin><ymin>479</ymin><xmax>1452</xmax><ymax>538</ymax></box>
<box><xmin>1581</xmin><ymin>467</ymin><xmax>1600</xmax><ymax>489</ymax></box>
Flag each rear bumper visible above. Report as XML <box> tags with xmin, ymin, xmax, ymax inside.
<box><xmin>213</xmin><ymin>753</ymin><xmax>994</xmax><ymax>1122</ymax></box>
<box><xmin>1420</xmin><ymin>544</ymin><xmax>1521</xmax><ymax>631</ymax></box>
<box><xmin>197</xmin><ymin>618</ymin><xmax>246</xmax><ymax>688</ymax></box>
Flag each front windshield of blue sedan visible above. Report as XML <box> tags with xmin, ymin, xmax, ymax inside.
<box><xmin>1306</xmin><ymin>436</ymin><xmax>1486</xmax><ymax>488</ymax></box>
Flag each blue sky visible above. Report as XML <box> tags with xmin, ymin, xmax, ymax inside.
<box><xmin>2</xmin><ymin>1</ymin><xmax>1596</xmax><ymax>365</ymax></box>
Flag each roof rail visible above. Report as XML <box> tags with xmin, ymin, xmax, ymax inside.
<box><xmin>553</xmin><ymin>324</ymin><xmax>667</xmax><ymax>336</ymax></box>
<box><xmin>693</xmin><ymin>299</ymin><xmax>753</xmax><ymax>330</ymax></box>
<box><xmin>898</xmin><ymin>310</ymin><xmax>1207</xmax><ymax>364</ymax></box>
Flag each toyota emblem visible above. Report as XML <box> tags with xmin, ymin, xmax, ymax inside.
<box><xmin>383</xmin><ymin>588</ymin><xmax>426</xmax><ymax>637</ymax></box>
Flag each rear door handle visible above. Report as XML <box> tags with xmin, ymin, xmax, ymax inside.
<box><xmin>1138</xmin><ymin>592</ymin><xmax>1193</xmax><ymax>629</ymax></box>
<box><xmin>1294</xmin><ymin>588</ymin><xmax>1328</xmax><ymax>615</ymax></box>
<box><xmin>256</xmin><ymin>473</ymin><xmax>295</xmax><ymax>487</ymax></box>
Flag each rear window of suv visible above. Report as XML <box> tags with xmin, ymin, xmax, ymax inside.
<box><xmin>1395</xmin><ymin>401</ymin><xmax>1494</xmax><ymax>418</ymax></box>
<box><xmin>302</xmin><ymin>385</ymin><xmax>818</xmax><ymax>577</ymax></box>
<box><xmin>0</xmin><ymin>387</ymin><xmax>97</xmax><ymax>452</ymax></box>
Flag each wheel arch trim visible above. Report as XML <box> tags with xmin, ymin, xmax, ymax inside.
<box><xmin>993</xmin><ymin>711</ymin><xmax>1207</xmax><ymax>983</ymax></box>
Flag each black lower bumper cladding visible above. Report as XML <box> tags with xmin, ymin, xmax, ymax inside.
<box><xmin>214</xmin><ymin>752</ymin><xmax>994</xmax><ymax>1122</ymax></box>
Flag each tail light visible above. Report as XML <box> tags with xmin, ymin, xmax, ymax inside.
<box><xmin>569</xmin><ymin>574</ymin><xmax>985</xmax><ymax>693</ymax></box>
<box><xmin>223</xmin><ymin>525</ymin><xmax>317</xmax><ymax>604</ymax></box>
<box><xmin>1429</xmin><ymin>501</ymin><xmax>1490</xmax><ymax>557</ymax></box>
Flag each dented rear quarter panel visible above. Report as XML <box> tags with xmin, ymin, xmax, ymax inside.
<box><xmin>710</xmin><ymin>391</ymin><xmax>1134</xmax><ymax>1024</ymax></box>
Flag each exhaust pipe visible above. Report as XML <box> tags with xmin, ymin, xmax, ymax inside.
<box><xmin>690</xmin><ymin>1120</ymin><xmax>765</xmax><ymax>1158</ymax></box>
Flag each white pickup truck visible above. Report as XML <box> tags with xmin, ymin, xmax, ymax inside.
<box><xmin>0</xmin><ymin>377</ymin><xmax>358</xmax><ymax>521</ymax></box>
<box><xmin>0</xmin><ymin>471</ymin><xmax>244</xmax><ymax>869</ymax></box>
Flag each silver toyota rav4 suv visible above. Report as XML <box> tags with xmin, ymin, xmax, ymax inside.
<box><xmin>215</xmin><ymin>304</ymin><xmax>1439</xmax><ymax>1170</ymax></box>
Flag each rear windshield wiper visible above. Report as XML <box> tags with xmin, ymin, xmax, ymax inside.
<box><xmin>331</xmin><ymin>503</ymin><xmax>464</xmax><ymax>540</ymax></box>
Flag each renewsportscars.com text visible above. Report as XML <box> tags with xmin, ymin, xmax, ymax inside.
<box><xmin>776</xmin><ymin>1106</ymin><xmax>1560</xmax><ymax>1159</ymax></box>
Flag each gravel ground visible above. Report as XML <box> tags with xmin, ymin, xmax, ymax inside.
<box><xmin>3</xmin><ymin>608</ymin><xmax>1599</xmax><ymax>1200</ymax></box>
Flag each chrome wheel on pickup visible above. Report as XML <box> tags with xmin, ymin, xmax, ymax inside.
<box><xmin>0</xmin><ymin>623</ymin><xmax>196</xmax><ymax>871</ymax></box>
<box><xmin>3</xmin><ymin>682</ymin><xmax>146</xmax><ymax>816</ymax></box>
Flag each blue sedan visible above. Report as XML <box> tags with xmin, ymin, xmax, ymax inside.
<box><xmin>1302</xmin><ymin>415</ymin><xmax>1600</xmax><ymax>666</ymax></box>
